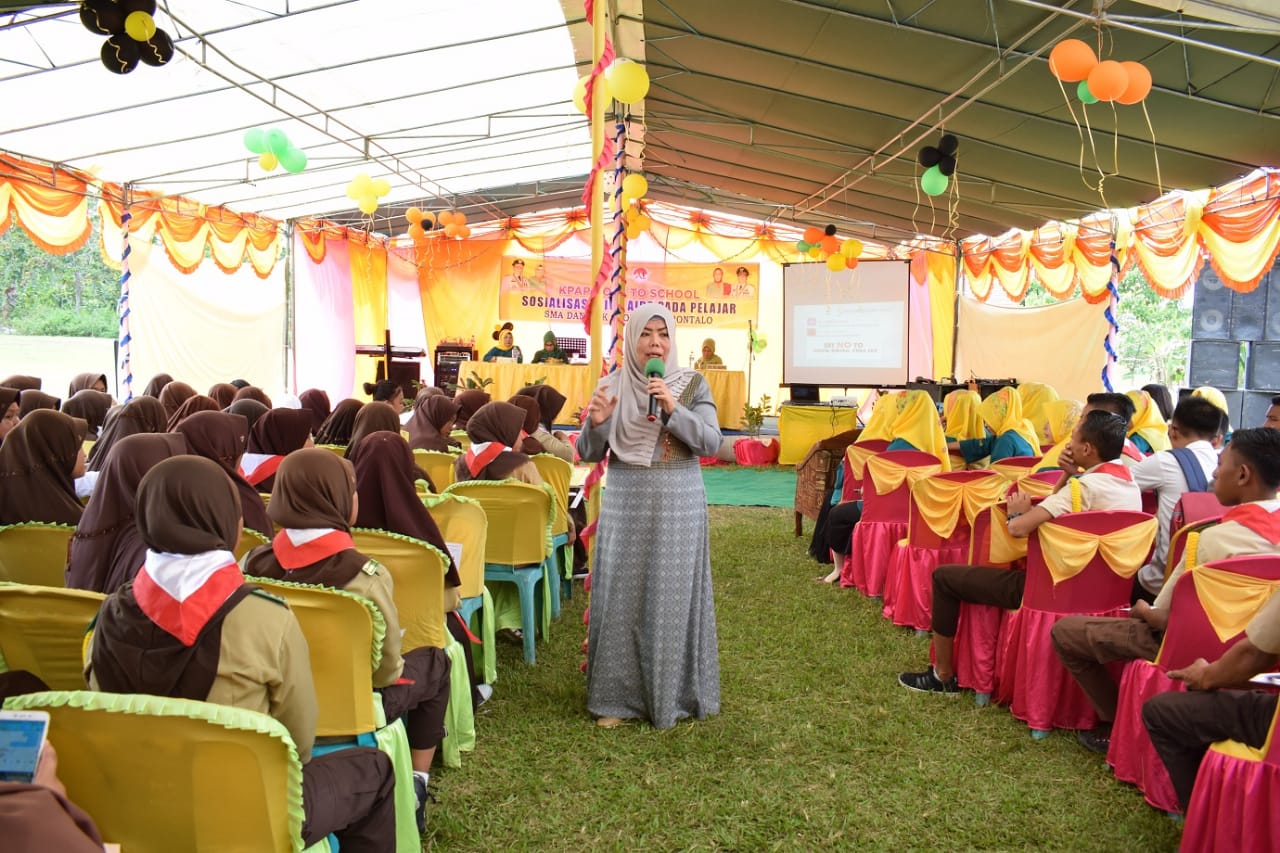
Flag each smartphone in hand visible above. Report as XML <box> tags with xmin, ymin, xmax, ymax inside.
<box><xmin>0</xmin><ymin>709</ymin><xmax>51</xmax><ymax>784</ymax></box>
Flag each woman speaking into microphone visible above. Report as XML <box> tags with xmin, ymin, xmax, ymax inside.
<box><xmin>577</xmin><ymin>303</ymin><xmax>723</xmax><ymax>730</ymax></box>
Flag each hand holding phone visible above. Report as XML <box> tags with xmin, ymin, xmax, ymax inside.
<box><xmin>0</xmin><ymin>709</ymin><xmax>51</xmax><ymax>784</ymax></box>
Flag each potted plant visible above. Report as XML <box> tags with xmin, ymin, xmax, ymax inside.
<box><xmin>734</xmin><ymin>394</ymin><xmax>779</xmax><ymax>465</ymax></box>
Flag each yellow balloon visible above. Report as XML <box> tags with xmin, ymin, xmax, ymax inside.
<box><xmin>621</xmin><ymin>173</ymin><xmax>648</xmax><ymax>199</ymax></box>
<box><xmin>371</xmin><ymin>178</ymin><xmax>391</xmax><ymax>197</ymax></box>
<box><xmin>634</xmin><ymin>214</ymin><xmax>652</xmax><ymax>232</ymax></box>
<box><xmin>806</xmin><ymin>245</ymin><xmax>822</xmax><ymax>259</ymax></box>
<box><xmin>840</xmin><ymin>238</ymin><xmax>863</xmax><ymax>259</ymax></box>
<box><xmin>573</xmin><ymin>73</ymin><xmax>611</xmax><ymax>113</ymax></box>
<box><xmin>606</xmin><ymin>59</ymin><xmax>650</xmax><ymax>104</ymax></box>
<box><xmin>358</xmin><ymin>198</ymin><xmax>378</xmax><ymax>215</ymax></box>
<box><xmin>626</xmin><ymin>222</ymin><xmax>643</xmax><ymax>240</ymax></box>
<box><xmin>124</xmin><ymin>11</ymin><xmax>156</xmax><ymax>42</ymax></box>
<box><xmin>826</xmin><ymin>253</ymin><xmax>847</xmax><ymax>272</ymax></box>
<box><xmin>258</xmin><ymin>152</ymin><xmax>278</xmax><ymax>171</ymax></box>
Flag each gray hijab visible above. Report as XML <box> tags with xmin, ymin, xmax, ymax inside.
<box><xmin>597</xmin><ymin>302</ymin><xmax>694</xmax><ymax>466</ymax></box>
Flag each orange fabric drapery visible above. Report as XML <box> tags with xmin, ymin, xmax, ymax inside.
<box><xmin>0</xmin><ymin>154</ymin><xmax>93</xmax><ymax>255</ymax></box>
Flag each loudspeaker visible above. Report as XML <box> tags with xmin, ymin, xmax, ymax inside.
<box><xmin>1177</xmin><ymin>387</ymin><xmax>1243</xmax><ymax>429</ymax></box>
<box><xmin>1266</xmin><ymin>266</ymin><xmax>1280</xmax><ymax>342</ymax></box>
<box><xmin>1246</xmin><ymin>342</ymin><xmax>1280</xmax><ymax>391</ymax></box>
<box><xmin>1231</xmin><ymin>281</ymin><xmax>1268</xmax><ymax>341</ymax></box>
<box><xmin>375</xmin><ymin>360</ymin><xmax>421</xmax><ymax>399</ymax></box>
<box><xmin>906</xmin><ymin>381</ymin><xmax>966</xmax><ymax>403</ymax></box>
<box><xmin>1191</xmin><ymin>266</ymin><xmax>1233</xmax><ymax>340</ymax></box>
<box><xmin>1242</xmin><ymin>390</ymin><xmax>1277</xmax><ymax>430</ymax></box>
<box><xmin>790</xmin><ymin>384</ymin><xmax>820</xmax><ymax>404</ymax></box>
<box><xmin>1188</xmin><ymin>340</ymin><xmax>1242</xmax><ymax>389</ymax></box>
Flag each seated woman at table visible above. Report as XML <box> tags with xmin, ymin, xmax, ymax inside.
<box><xmin>483</xmin><ymin>322</ymin><xmax>523</xmax><ymax>363</ymax></box>
<box><xmin>531</xmin><ymin>332</ymin><xmax>570</xmax><ymax>364</ymax></box>
<box><xmin>694</xmin><ymin>338</ymin><xmax>724</xmax><ymax>370</ymax></box>
<box><xmin>947</xmin><ymin>386</ymin><xmax>1039</xmax><ymax>467</ymax></box>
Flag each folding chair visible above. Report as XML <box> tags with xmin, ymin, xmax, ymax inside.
<box><xmin>424</xmin><ymin>492</ymin><xmax>497</xmax><ymax>684</ymax></box>
<box><xmin>531</xmin><ymin>452</ymin><xmax>573</xmax><ymax>607</ymax></box>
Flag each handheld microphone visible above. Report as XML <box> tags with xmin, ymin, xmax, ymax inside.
<box><xmin>644</xmin><ymin>357</ymin><xmax>666</xmax><ymax>422</ymax></box>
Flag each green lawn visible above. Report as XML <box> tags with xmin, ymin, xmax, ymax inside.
<box><xmin>425</xmin><ymin>506</ymin><xmax>1183</xmax><ymax>851</ymax></box>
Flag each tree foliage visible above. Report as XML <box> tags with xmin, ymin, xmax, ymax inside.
<box><xmin>0</xmin><ymin>199</ymin><xmax>119</xmax><ymax>338</ymax></box>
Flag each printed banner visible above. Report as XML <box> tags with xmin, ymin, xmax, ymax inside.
<box><xmin>499</xmin><ymin>257</ymin><xmax>759</xmax><ymax>329</ymax></box>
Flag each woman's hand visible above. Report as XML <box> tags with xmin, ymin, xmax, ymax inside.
<box><xmin>648</xmin><ymin>376</ymin><xmax>675</xmax><ymax>415</ymax></box>
<box><xmin>587</xmin><ymin>387</ymin><xmax>618</xmax><ymax>426</ymax></box>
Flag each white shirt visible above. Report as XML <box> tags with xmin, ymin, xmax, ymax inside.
<box><xmin>1131</xmin><ymin>439</ymin><xmax>1218</xmax><ymax>594</ymax></box>
<box><xmin>1037</xmin><ymin>460</ymin><xmax>1144</xmax><ymax>518</ymax></box>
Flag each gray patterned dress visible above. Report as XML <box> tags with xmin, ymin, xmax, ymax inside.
<box><xmin>577</xmin><ymin>374</ymin><xmax>723</xmax><ymax>728</ymax></box>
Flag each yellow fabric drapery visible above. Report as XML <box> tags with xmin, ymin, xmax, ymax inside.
<box><xmin>846</xmin><ymin>442</ymin><xmax>882</xmax><ymax>481</ymax></box>
<box><xmin>912</xmin><ymin>473</ymin><xmax>1010</xmax><ymax>539</ymax></box>
<box><xmin>348</xmin><ymin>235</ymin><xmax>389</xmax><ymax>393</ymax></box>
<box><xmin>988</xmin><ymin>504</ymin><xmax>1030</xmax><ymax>563</ymax></box>
<box><xmin>924</xmin><ymin>247</ymin><xmax>957</xmax><ymax>381</ymax></box>
<box><xmin>864</xmin><ymin>455</ymin><xmax>942</xmax><ymax>496</ymax></box>
<box><xmin>1016</xmin><ymin>471</ymin><xmax>1060</xmax><ymax>498</ymax></box>
<box><xmin>414</xmin><ymin>237</ymin><xmax>506</xmax><ymax>364</ymax></box>
<box><xmin>1036</xmin><ymin>517</ymin><xmax>1158</xmax><ymax>585</ymax></box>
<box><xmin>1189</xmin><ymin>566</ymin><xmax>1280</xmax><ymax>643</ymax></box>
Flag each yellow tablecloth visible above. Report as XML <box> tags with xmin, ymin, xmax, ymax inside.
<box><xmin>778</xmin><ymin>405</ymin><xmax>860</xmax><ymax>465</ymax></box>
<box><xmin>459</xmin><ymin>362</ymin><xmax>745</xmax><ymax>430</ymax></box>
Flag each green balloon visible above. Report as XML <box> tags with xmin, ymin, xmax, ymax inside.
<box><xmin>243</xmin><ymin>128</ymin><xmax>267</xmax><ymax>153</ymax></box>
<box><xmin>266</xmin><ymin>128</ymin><xmax>291</xmax><ymax>157</ymax></box>
<box><xmin>279</xmin><ymin>146</ymin><xmax>308</xmax><ymax>174</ymax></box>
<box><xmin>796</xmin><ymin>240</ymin><xmax>809</xmax><ymax>253</ymax></box>
<box><xmin>1077</xmin><ymin>80</ymin><xmax>1099</xmax><ymax>105</ymax></box>
<box><xmin>920</xmin><ymin>165</ymin><xmax>949</xmax><ymax>197</ymax></box>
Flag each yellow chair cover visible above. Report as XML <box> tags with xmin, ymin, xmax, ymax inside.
<box><xmin>990</xmin><ymin>457</ymin><xmax>1043</xmax><ymax>481</ymax></box>
<box><xmin>0</xmin><ymin>522</ymin><xmax>76</xmax><ymax>587</ymax></box>
<box><xmin>912</xmin><ymin>473</ymin><xmax>1009</xmax><ymax>539</ymax></box>
<box><xmin>988</xmin><ymin>504</ymin><xmax>1030</xmax><ymax>563</ymax></box>
<box><xmin>1036</xmin><ymin>516</ymin><xmax>1158</xmax><ymax>585</ymax></box>
<box><xmin>422</xmin><ymin>494</ymin><xmax>487</xmax><ymax>600</ymax></box>
<box><xmin>0</xmin><ymin>583</ymin><xmax>104</xmax><ymax>689</ymax></box>
<box><xmin>413</xmin><ymin>448</ymin><xmax>456</xmax><ymax>492</ymax></box>
<box><xmin>349</xmin><ymin>528</ymin><xmax>449</xmax><ymax>652</ymax></box>
<box><xmin>977</xmin><ymin>386</ymin><xmax>1041</xmax><ymax>452</ymax></box>
<box><xmin>314</xmin><ymin>443</ymin><xmax>347</xmax><ymax>458</ymax></box>
<box><xmin>943</xmin><ymin>389</ymin><xmax>986</xmax><ymax>442</ymax></box>
<box><xmin>846</xmin><ymin>443</ymin><xmax>881</xmax><ymax>482</ymax></box>
<box><xmin>864</xmin><ymin>455</ymin><xmax>942</xmax><ymax>496</ymax></box>
<box><xmin>1190</xmin><ymin>566</ymin><xmax>1280</xmax><ymax>643</ymax></box>
<box><xmin>233</xmin><ymin>526</ymin><xmax>271</xmax><ymax>561</ymax></box>
<box><xmin>530</xmin><ymin>453</ymin><xmax>572</xmax><ymax>539</ymax></box>
<box><xmin>1126</xmin><ymin>390</ymin><xmax>1172</xmax><ymax>452</ymax></box>
<box><xmin>1017</xmin><ymin>472</ymin><xmax>1060</xmax><ymax>498</ymax></box>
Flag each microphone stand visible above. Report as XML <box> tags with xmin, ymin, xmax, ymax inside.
<box><xmin>747</xmin><ymin>319</ymin><xmax>754</xmax><ymax>409</ymax></box>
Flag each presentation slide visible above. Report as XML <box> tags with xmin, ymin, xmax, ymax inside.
<box><xmin>783</xmin><ymin>259</ymin><xmax>911</xmax><ymax>387</ymax></box>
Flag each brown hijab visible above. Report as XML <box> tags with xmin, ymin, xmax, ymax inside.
<box><xmin>136</xmin><ymin>455</ymin><xmax>242</xmax><ymax>553</ymax></box>
<box><xmin>61</xmin><ymin>390</ymin><xmax>113</xmax><ymax>439</ymax></box>
<box><xmin>224</xmin><ymin>398</ymin><xmax>269</xmax><ymax>431</ymax></box>
<box><xmin>515</xmin><ymin>383</ymin><xmax>568</xmax><ymax>430</ymax></box>
<box><xmin>68</xmin><ymin>372</ymin><xmax>108</xmax><ymax>396</ymax></box>
<box><xmin>344</xmin><ymin>401</ymin><xmax>401</xmax><ymax>459</ymax></box>
<box><xmin>19</xmin><ymin>389</ymin><xmax>60</xmax><ymax>417</ymax></box>
<box><xmin>350</xmin><ymin>431</ymin><xmax>460</xmax><ymax>587</ymax></box>
<box><xmin>207</xmin><ymin>383</ymin><xmax>237</xmax><ymax>409</ymax></box>
<box><xmin>140</xmin><ymin>373</ymin><xmax>173</xmax><ymax>398</ymax></box>
<box><xmin>456</xmin><ymin>400</ymin><xmax>531</xmax><ymax>481</ymax></box>
<box><xmin>174</xmin><ymin>411</ymin><xmax>273</xmax><ymax>536</ymax></box>
<box><xmin>66</xmin><ymin>432</ymin><xmax>188</xmax><ymax>593</ymax></box>
<box><xmin>298</xmin><ymin>389</ymin><xmax>332</xmax><ymax>434</ymax></box>
<box><xmin>87</xmin><ymin>396</ymin><xmax>167</xmax><ymax>472</ymax></box>
<box><xmin>0</xmin><ymin>387</ymin><xmax>18</xmax><ymax>416</ymax></box>
<box><xmin>506</xmin><ymin>395</ymin><xmax>546</xmax><ymax>454</ymax></box>
<box><xmin>0</xmin><ymin>409</ymin><xmax>88</xmax><ymax>525</ymax></box>
<box><xmin>248</xmin><ymin>408</ymin><xmax>314</xmax><ymax>455</ymax></box>
<box><xmin>268</xmin><ymin>448</ymin><xmax>355</xmax><ymax>531</ymax></box>
<box><xmin>233</xmin><ymin>385</ymin><xmax>273</xmax><ymax>408</ymax></box>
<box><xmin>453</xmin><ymin>389</ymin><xmax>490</xmax><ymax>429</ymax></box>
<box><xmin>165</xmin><ymin>395</ymin><xmax>220</xmax><ymax>431</ymax></box>
<box><xmin>315</xmin><ymin>398</ymin><xmax>363</xmax><ymax>446</ymax></box>
<box><xmin>0</xmin><ymin>375</ymin><xmax>40</xmax><ymax>391</ymax></box>
<box><xmin>157</xmin><ymin>382</ymin><xmax>196</xmax><ymax>421</ymax></box>
<box><xmin>406</xmin><ymin>394</ymin><xmax>459</xmax><ymax>452</ymax></box>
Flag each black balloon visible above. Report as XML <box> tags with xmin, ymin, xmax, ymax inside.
<box><xmin>938</xmin><ymin>133</ymin><xmax>959</xmax><ymax>156</ymax></box>
<box><xmin>917</xmin><ymin>146</ymin><xmax>941</xmax><ymax>168</ymax></box>
<box><xmin>101</xmin><ymin>34</ymin><xmax>139</xmax><ymax>74</ymax></box>
<box><xmin>824</xmin><ymin>224</ymin><xmax>837</xmax><ymax>237</ymax></box>
<box><xmin>139</xmin><ymin>28</ymin><xmax>174</xmax><ymax>66</ymax></box>
<box><xmin>80</xmin><ymin>0</ymin><xmax>124</xmax><ymax>35</ymax></box>
<box><xmin>120</xmin><ymin>0</ymin><xmax>156</xmax><ymax>14</ymax></box>
<box><xmin>938</xmin><ymin>154</ymin><xmax>957</xmax><ymax>177</ymax></box>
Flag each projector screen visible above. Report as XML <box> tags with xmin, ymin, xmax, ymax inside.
<box><xmin>782</xmin><ymin>259</ymin><xmax>912</xmax><ymax>387</ymax></box>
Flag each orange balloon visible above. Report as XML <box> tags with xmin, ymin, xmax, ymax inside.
<box><xmin>437</xmin><ymin>211</ymin><xmax>454</xmax><ymax>227</ymax></box>
<box><xmin>802</xmin><ymin>226</ymin><xmax>823</xmax><ymax>244</ymax></box>
<box><xmin>453</xmin><ymin>210</ymin><xmax>468</xmax><ymax>226</ymax></box>
<box><xmin>1117</xmin><ymin>61</ymin><xmax>1152</xmax><ymax>105</ymax></box>
<box><xmin>444</xmin><ymin>223</ymin><xmax>459</xmax><ymax>238</ymax></box>
<box><xmin>1087</xmin><ymin>60</ymin><xmax>1129</xmax><ymax>102</ymax></box>
<box><xmin>1049</xmin><ymin>38</ymin><xmax>1097</xmax><ymax>83</ymax></box>
<box><xmin>820</xmin><ymin>235</ymin><xmax>839</xmax><ymax>255</ymax></box>
<box><xmin>459</xmin><ymin>225</ymin><xmax>472</xmax><ymax>239</ymax></box>
<box><xmin>408</xmin><ymin>223</ymin><xmax>425</xmax><ymax>240</ymax></box>
<box><xmin>405</xmin><ymin>206</ymin><xmax>424</xmax><ymax>224</ymax></box>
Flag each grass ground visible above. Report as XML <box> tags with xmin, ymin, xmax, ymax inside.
<box><xmin>425</xmin><ymin>506</ymin><xmax>1184</xmax><ymax>851</ymax></box>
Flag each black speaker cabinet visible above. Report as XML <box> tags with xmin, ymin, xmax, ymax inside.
<box><xmin>1177</xmin><ymin>387</ymin><xmax>1244</xmax><ymax>429</ymax></box>
<box><xmin>1231</xmin><ymin>281</ymin><xmax>1268</xmax><ymax>341</ymax></box>
<box><xmin>1267</xmin><ymin>266</ymin><xmax>1280</xmax><ymax>342</ymax></box>
<box><xmin>1246</xmin><ymin>342</ymin><xmax>1280</xmax><ymax>391</ymax></box>
<box><xmin>1188</xmin><ymin>340</ymin><xmax>1242</xmax><ymax>389</ymax></box>
<box><xmin>1242</xmin><ymin>390</ymin><xmax>1277</xmax><ymax>430</ymax></box>
<box><xmin>1191</xmin><ymin>266</ymin><xmax>1233</xmax><ymax>340</ymax></box>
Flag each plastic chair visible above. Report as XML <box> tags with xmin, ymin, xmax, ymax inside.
<box><xmin>0</xmin><ymin>521</ymin><xmax>75</xmax><ymax>587</ymax></box>
<box><xmin>1180</xmin><ymin>697</ymin><xmax>1280</xmax><ymax>852</ymax></box>
<box><xmin>234</xmin><ymin>526</ymin><xmax>272</xmax><ymax>562</ymax></box>
<box><xmin>531</xmin><ymin>453</ymin><xmax>573</xmax><ymax>606</ymax></box>
<box><xmin>3</xmin><ymin>690</ymin><xmax>325</xmax><ymax>853</ymax></box>
<box><xmin>349</xmin><ymin>528</ymin><xmax>449</xmax><ymax>653</ymax></box>
<box><xmin>424</xmin><ymin>492</ymin><xmax>497</xmax><ymax>684</ymax></box>
<box><xmin>314</xmin><ymin>443</ymin><xmax>347</xmax><ymax>459</ymax></box>
<box><xmin>0</xmin><ymin>583</ymin><xmax>104</xmax><ymax>689</ymax></box>
<box><xmin>413</xmin><ymin>448</ymin><xmax>456</xmax><ymax>493</ymax></box>
<box><xmin>443</xmin><ymin>480</ymin><xmax>555</xmax><ymax>665</ymax></box>
<box><xmin>887</xmin><ymin>470</ymin><xmax>1005</xmax><ymax>630</ymax></box>
<box><xmin>842</xmin><ymin>450</ymin><xmax>943</xmax><ymax>600</ymax></box>
<box><xmin>1108</xmin><ymin>555</ymin><xmax>1280</xmax><ymax>813</ymax></box>
<box><xmin>996</xmin><ymin>510</ymin><xmax>1157</xmax><ymax>735</ymax></box>
<box><xmin>989</xmin><ymin>456</ymin><xmax>1043</xmax><ymax>482</ymax></box>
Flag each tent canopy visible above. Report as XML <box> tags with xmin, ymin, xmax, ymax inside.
<box><xmin>0</xmin><ymin>0</ymin><xmax>1276</xmax><ymax>241</ymax></box>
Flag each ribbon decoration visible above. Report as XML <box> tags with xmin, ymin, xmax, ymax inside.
<box><xmin>117</xmin><ymin>206</ymin><xmax>134</xmax><ymax>401</ymax></box>
<box><xmin>1101</xmin><ymin>235</ymin><xmax>1121</xmax><ymax>392</ymax></box>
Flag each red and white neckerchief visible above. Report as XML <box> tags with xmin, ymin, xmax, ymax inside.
<box><xmin>1091</xmin><ymin>462</ymin><xmax>1134</xmax><ymax>482</ymax></box>
<box><xmin>239</xmin><ymin>452</ymin><xmax>283</xmax><ymax>487</ymax></box>
<box><xmin>464</xmin><ymin>441</ymin><xmax>512</xmax><ymax>477</ymax></box>
<box><xmin>271</xmin><ymin>527</ymin><xmax>355</xmax><ymax>570</ymax></box>
<box><xmin>1121</xmin><ymin>440</ymin><xmax>1145</xmax><ymax>461</ymax></box>
<box><xmin>1222</xmin><ymin>503</ymin><xmax>1280</xmax><ymax>545</ymax></box>
<box><xmin>133</xmin><ymin>549</ymin><xmax>243</xmax><ymax>646</ymax></box>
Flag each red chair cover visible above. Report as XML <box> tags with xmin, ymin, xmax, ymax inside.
<box><xmin>1181</xmin><ymin>707</ymin><xmax>1280</xmax><ymax>852</ymax></box>
<box><xmin>951</xmin><ymin>506</ymin><xmax>1016</xmax><ymax>694</ymax></box>
<box><xmin>841</xmin><ymin>450</ymin><xmax>940</xmax><ymax>598</ymax></box>
<box><xmin>996</xmin><ymin>510</ymin><xmax>1155</xmax><ymax>733</ymax></box>
<box><xmin>840</xmin><ymin>440</ymin><xmax>888</xmax><ymax>503</ymax></box>
<box><xmin>989</xmin><ymin>456</ymin><xmax>1042</xmax><ymax>480</ymax></box>
<box><xmin>732</xmin><ymin>437</ymin><xmax>779</xmax><ymax>466</ymax></box>
<box><xmin>1109</xmin><ymin>555</ymin><xmax>1280</xmax><ymax>813</ymax></box>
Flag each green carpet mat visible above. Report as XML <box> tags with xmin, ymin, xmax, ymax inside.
<box><xmin>700</xmin><ymin>465</ymin><xmax>796</xmax><ymax>507</ymax></box>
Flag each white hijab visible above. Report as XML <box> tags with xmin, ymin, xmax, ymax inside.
<box><xmin>600</xmin><ymin>303</ymin><xmax>695</xmax><ymax>466</ymax></box>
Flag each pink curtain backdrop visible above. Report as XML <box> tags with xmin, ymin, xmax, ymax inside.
<box><xmin>293</xmin><ymin>235</ymin><xmax>356</xmax><ymax>403</ymax></box>
<box><xmin>387</xmin><ymin>248</ymin><xmax>430</xmax><ymax>386</ymax></box>
<box><xmin>908</xmin><ymin>266</ymin><xmax>936</xmax><ymax>381</ymax></box>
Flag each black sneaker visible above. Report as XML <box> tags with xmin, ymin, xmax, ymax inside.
<box><xmin>412</xmin><ymin>772</ymin><xmax>433</xmax><ymax>834</ymax></box>
<box><xmin>1076</xmin><ymin>727</ymin><xmax>1111</xmax><ymax>755</ymax></box>
<box><xmin>898</xmin><ymin>668</ymin><xmax>960</xmax><ymax>695</ymax></box>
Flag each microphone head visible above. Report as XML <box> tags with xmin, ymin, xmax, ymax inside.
<box><xmin>644</xmin><ymin>357</ymin><xmax>666</xmax><ymax>378</ymax></box>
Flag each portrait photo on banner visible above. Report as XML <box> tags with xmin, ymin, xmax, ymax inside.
<box><xmin>498</xmin><ymin>256</ymin><xmax>759</xmax><ymax>330</ymax></box>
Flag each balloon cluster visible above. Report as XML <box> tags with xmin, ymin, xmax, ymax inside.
<box><xmin>617</xmin><ymin>173</ymin><xmax>652</xmax><ymax>238</ymax></box>
<box><xmin>405</xmin><ymin>208</ymin><xmax>471</xmax><ymax>240</ymax></box>
<box><xmin>750</xmin><ymin>330</ymin><xmax>768</xmax><ymax>355</ymax></box>
<box><xmin>795</xmin><ymin>225</ymin><xmax>864</xmax><ymax>272</ymax></box>
<box><xmin>80</xmin><ymin>0</ymin><xmax>174</xmax><ymax>74</ymax></box>
<box><xmin>572</xmin><ymin>58</ymin><xmax>651</xmax><ymax>113</ymax></box>
<box><xmin>243</xmin><ymin>128</ymin><xmax>307</xmax><ymax>174</ymax></box>
<box><xmin>917</xmin><ymin>134</ymin><xmax>959</xmax><ymax>197</ymax></box>
<box><xmin>346</xmin><ymin>174</ymin><xmax>391</xmax><ymax>216</ymax></box>
<box><xmin>1049</xmin><ymin>39</ymin><xmax>1152</xmax><ymax>105</ymax></box>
